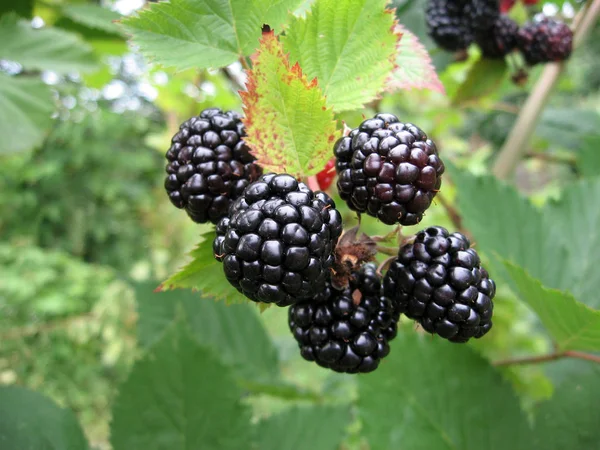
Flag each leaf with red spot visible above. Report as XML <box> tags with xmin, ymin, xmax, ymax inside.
<box><xmin>387</xmin><ymin>25</ymin><xmax>445</xmax><ymax>95</ymax></box>
<box><xmin>242</xmin><ymin>31</ymin><xmax>339</xmax><ymax>178</ymax></box>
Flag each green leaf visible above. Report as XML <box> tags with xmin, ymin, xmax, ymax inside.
<box><xmin>387</xmin><ymin>25</ymin><xmax>445</xmax><ymax>94</ymax></box>
<box><xmin>242</xmin><ymin>32</ymin><xmax>338</xmax><ymax>177</ymax></box>
<box><xmin>0</xmin><ymin>13</ymin><xmax>97</xmax><ymax>74</ymax></box>
<box><xmin>257</xmin><ymin>406</ymin><xmax>350</xmax><ymax>450</ymax></box>
<box><xmin>533</xmin><ymin>367</ymin><xmax>600</xmax><ymax>449</ymax></box>
<box><xmin>111</xmin><ymin>324</ymin><xmax>253</xmax><ymax>450</ymax></box>
<box><xmin>504</xmin><ymin>262</ymin><xmax>600</xmax><ymax>352</ymax></box>
<box><xmin>578</xmin><ymin>136</ymin><xmax>600</xmax><ymax>178</ymax></box>
<box><xmin>0</xmin><ymin>0</ymin><xmax>33</xmax><ymax>18</ymax></box>
<box><xmin>357</xmin><ymin>331</ymin><xmax>532</xmax><ymax>450</ymax></box>
<box><xmin>281</xmin><ymin>0</ymin><xmax>398</xmax><ymax>112</ymax></box>
<box><xmin>159</xmin><ymin>231</ymin><xmax>247</xmax><ymax>304</ymax></box>
<box><xmin>121</xmin><ymin>0</ymin><xmax>300</xmax><ymax>71</ymax></box>
<box><xmin>61</xmin><ymin>4</ymin><xmax>123</xmax><ymax>36</ymax></box>
<box><xmin>0</xmin><ymin>385</ymin><xmax>89</xmax><ymax>450</ymax></box>
<box><xmin>452</xmin><ymin>58</ymin><xmax>508</xmax><ymax>106</ymax></box>
<box><xmin>0</xmin><ymin>74</ymin><xmax>54</xmax><ymax>154</ymax></box>
<box><xmin>136</xmin><ymin>281</ymin><xmax>280</xmax><ymax>381</ymax></box>
<box><xmin>536</xmin><ymin>108</ymin><xmax>600</xmax><ymax>150</ymax></box>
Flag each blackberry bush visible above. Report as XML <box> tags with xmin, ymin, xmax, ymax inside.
<box><xmin>213</xmin><ymin>173</ymin><xmax>343</xmax><ymax>306</ymax></box>
<box><xmin>289</xmin><ymin>263</ymin><xmax>399</xmax><ymax>373</ymax></box>
<box><xmin>475</xmin><ymin>15</ymin><xmax>519</xmax><ymax>58</ymax></box>
<box><xmin>164</xmin><ymin>108</ymin><xmax>262</xmax><ymax>224</ymax></box>
<box><xmin>517</xmin><ymin>18</ymin><xmax>574</xmax><ymax>65</ymax></box>
<box><xmin>383</xmin><ymin>226</ymin><xmax>496</xmax><ymax>343</ymax></box>
<box><xmin>335</xmin><ymin>113</ymin><xmax>445</xmax><ymax>226</ymax></box>
<box><xmin>426</xmin><ymin>0</ymin><xmax>473</xmax><ymax>52</ymax></box>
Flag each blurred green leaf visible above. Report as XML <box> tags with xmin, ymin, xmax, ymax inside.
<box><xmin>357</xmin><ymin>332</ymin><xmax>532</xmax><ymax>450</ymax></box>
<box><xmin>452</xmin><ymin>58</ymin><xmax>508</xmax><ymax>106</ymax></box>
<box><xmin>0</xmin><ymin>0</ymin><xmax>33</xmax><ymax>17</ymax></box>
<box><xmin>136</xmin><ymin>281</ymin><xmax>280</xmax><ymax>381</ymax></box>
<box><xmin>60</xmin><ymin>4</ymin><xmax>123</xmax><ymax>36</ymax></box>
<box><xmin>282</xmin><ymin>0</ymin><xmax>398</xmax><ymax>112</ymax></box>
<box><xmin>111</xmin><ymin>324</ymin><xmax>253</xmax><ymax>450</ymax></box>
<box><xmin>0</xmin><ymin>13</ymin><xmax>97</xmax><ymax>73</ymax></box>
<box><xmin>387</xmin><ymin>25</ymin><xmax>445</xmax><ymax>95</ymax></box>
<box><xmin>0</xmin><ymin>74</ymin><xmax>54</xmax><ymax>154</ymax></box>
<box><xmin>504</xmin><ymin>262</ymin><xmax>600</xmax><ymax>352</ymax></box>
<box><xmin>450</xmin><ymin>167</ymin><xmax>600</xmax><ymax>310</ymax></box>
<box><xmin>578</xmin><ymin>135</ymin><xmax>600</xmax><ymax>178</ymax></box>
<box><xmin>159</xmin><ymin>231</ymin><xmax>246</xmax><ymax>304</ymax></box>
<box><xmin>121</xmin><ymin>0</ymin><xmax>300</xmax><ymax>71</ymax></box>
<box><xmin>536</xmin><ymin>108</ymin><xmax>600</xmax><ymax>150</ymax></box>
<box><xmin>257</xmin><ymin>406</ymin><xmax>350</xmax><ymax>450</ymax></box>
<box><xmin>533</xmin><ymin>367</ymin><xmax>600</xmax><ymax>449</ymax></box>
<box><xmin>0</xmin><ymin>385</ymin><xmax>89</xmax><ymax>450</ymax></box>
<box><xmin>242</xmin><ymin>32</ymin><xmax>338</xmax><ymax>177</ymax></box>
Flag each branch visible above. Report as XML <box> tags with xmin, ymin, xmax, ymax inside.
<box><xmin>492</xmin><ymin>0</ymin><xmax>600</xmax><ymax>180</ymax></box>
<box><xmin>493</xmin><ymin>349</ymin><xmax>600</xmax><ymax>367</ymax></box>
<box><xmin>436</xmin><ymin>193</ymin><xmax>464</xmax><ymax>233</ymax></box>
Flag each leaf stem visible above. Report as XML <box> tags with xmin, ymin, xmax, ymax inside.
<box><xmin>492</xmin><ymin>0</ymin><xmax>600</xmax><ymax>180</ymax></box>
<box><xmin>436</xmin><ymin>193</ymin><xmax>464</xmax><ymax>233</ymax></box>
<box><xmin>493</xmin><ymin>350</ymin><xmax>600</xmax><ymax>367</ymax></box>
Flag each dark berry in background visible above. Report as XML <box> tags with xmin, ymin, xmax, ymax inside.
<box><xmin>383</xmin><ymin>226</ymin><xmax>495</xmax><ymax>343</ymax></box>
<box><xmin>426</xmin><ymin>0</ymin><xmax>473</xmax><ymax>52</ymax></box>
<box><xmin>517</xmin><ymin>18</ymin><xmax>573</xmax><ymax>65</ymax></box>
<box><xmin>213</xmin><ymin>173</ymin><xmax>343</xmax><ymax>307</ymax></box>
<box><xmin>164</xmin><ymin>108</ymin><xmax>262</xmax><ymax>224</ymax></box>
<box><xmin>475</xmin><ymin>15</ymin><xmax>519</xmax><ymax>58</ymax></box>
<box><xmin>335</xmin><ymin>113</ymin><xmax>445</xmax><ymax>226</ymax></box>
<box><xmin>465</xmin><ymin>0</ymin><xmax>500</xmax><ymax>33</ymax></box>
<box><xmin>289</xmin><ymin>263</ymin><xmax>399</xmax><ymax>374</ymax></box>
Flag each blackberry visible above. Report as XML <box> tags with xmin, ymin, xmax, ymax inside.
<box><xmin>335</xmin><ymin>114</ymin><xmax>445</xmax><ymax>226</ymax></box>
<box><xmin>517</xmin><ymin>18</ymin><xmax>573</xmax><ymax>65</ymax></box>
<box><xmin>475</xmin><ymin>15</ymin><xmax>519</xmax><ymax>58</ymax></box>
<box><xmin>289</xmin><ymin>263</ymin><xmax>399</xmax><ymax>373</ymax></box>
<box><xmin>164</xmin><ymin>108</ymin><xmax>262</xmax><ymax>224</ymax></box>
<box><xmin>426</xmin><ymin>0</ymin><xmax>473</xmax><ymax>52</ymax></box>
<box><xmin>465</xmin><ymin>0</ymin><xmax>500</xmax><ymax>33</ymax></box>
<box><xmin>213</xmin><ymin>174</ymin><xmax>343</xmax><ymax>307</ymax></box>
<box><xmin>383</xmin><ymin>226</ymin><xmax>495</xmax><ymax>343</ymax></box>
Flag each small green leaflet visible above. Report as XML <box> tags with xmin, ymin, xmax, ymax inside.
<box><xmin>387</xmin><ymin>25</ymin><xmax>445</xmax><ymax>95</ymax></box>
<box><xmin>121</xmin><ymin>0</ymin><xmax>303</xmax><ymax>71</ymax></box>
<box><xmin>0</xmin><ymin>74</ymin><xmax>54</xmax><ymax>154</ymax></box>
<box><xmin>159</xmin><ymin>231</ymin><xmax>246</xmax><ymax>304</ymax></box>
<box><xmin>242</xmin><ymin>31</ymin><xmax>338</xmax><ymax>177</ymax></box>
<box><xmin>282</xmin><ymin>0</ymin><xmax>399</xmax><ymax>112</ymax></box>
<box><xmin>504</xmin><ymin>262</ymin><xmax>600</xmax><ymax>352</ymax></box>
<box><xmin>0</xmin><ymin>13</ymin><xmax>97</xmax><ymax>74</ymax></box>
<box><xmin>61</xmin><ymin>3</ymin><xmax>123</xmax><ymax>36</ymax></box>
<box><xmin>452</xmin><ymin>58</ymin><xmax>508</xmax><ymax>106</ymax></box>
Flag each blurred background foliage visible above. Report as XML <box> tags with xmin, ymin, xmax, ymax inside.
<box><xmin>0</xmin><ymin>0</ymin><xmax>599</xmax><ymax>448</ymax></box>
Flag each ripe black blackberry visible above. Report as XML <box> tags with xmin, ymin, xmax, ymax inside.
<box><xmin>289</xmin><ymin>263</ymin><xmax>399</xmax><ymax>373</ymax></box>
<box><xmin>213</xmin><ymin>173</ymin><xmax>343</xmax><ymax>307</ymax></box>
<box><xmin>426</xmin><ymin>0</ymin><xmax>473</xmax><ymax>52</ymax></box>
<box><xmin>465</xmin><ymin>0</ymin><xmax>500</xmax><ymax>33</ymax></box>
<box><xmin>335</xmin><ymin>114</ymin><xmax>445</xmax><ymax>226</ymax></box>
<box><xmin>383</xmin><ymin>226</ymin><xmax>495</xmax><ymax>343</ymax></box>
<box><xmin>475</xmin><ymin>15</ymin><xmax>519</xmax><ymax>58</ymax></box>
<box><xmin>164</xmin><ymin>108</ymin><xmax>262</xmax><ymax>224</ymax></box>
<box><xmin>517</xmin><ymin>18</ymin><xmax>573</xmax><ymax>65</ymax></box>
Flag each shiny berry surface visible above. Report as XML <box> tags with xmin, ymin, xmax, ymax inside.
<box><xmin>214</xmin><ymin>174</ymin><xmax>343</xmax><ymax>307</ymax></box>
<box><xmin>289</xmin><ymin>263</ymin><xmax>399</xmax><ymax>373</ymax></box>
<box><xmin>383</xmin><ymin>226</ymin><xmax>496</xmax><ymax>343</ymax></box>
<box><xmin>164</xmin><ymin>108</ymin><xmax>262</xmax><ymax>224</ymax></box>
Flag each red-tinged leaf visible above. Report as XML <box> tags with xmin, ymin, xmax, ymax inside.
<box><xmin>387</xmin><ymin>25</ymin><xmax>445</xmax><ymax>95</ymax></box>
<box><xmin>241</xmin><ymin>31</ymin><xmax>338</xmax><ymax>178</ymax></box>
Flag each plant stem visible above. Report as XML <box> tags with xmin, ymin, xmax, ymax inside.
<box><xmin>436</xmin><ymin>193</ymin><xmax>464</xmax><ymax>232</ymax></box>
<box><xmin>306</xmin><ymin>175</ymin><xmax>320</xmax><ymax>191</ymax></box>
<box><xmin>221</xmin><ymin>67</ymin><xmax>244</xmax><ymax>92</ymax></box>
<box><xmin>493</xmin><ymin>350</ymin><xmax>600</xmax><ymax>367</ymax></box>
<box><xmin>492</xmin><ymin>0</ymin><xmax>600</xmax><ymax>180</ymax></box>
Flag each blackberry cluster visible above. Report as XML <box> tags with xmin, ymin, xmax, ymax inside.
<box><xmin>465</xmin><ymin>0</ymin><xmax>500</xmax><ymax>32</ymax></box>
<box><xmin>335</xmin><ymin>113</ymin><xmax>445</xmax><ymax>226</ymax></box>
<box><xmin>517</xmin><ymin>18</ymin><xmax>573</xmax><ymax>65</ymax></box>
<box><xmin>289</xmin><ymin>263</ymin><xmax>399</xmax><ymax>373</ymax></box>
<box><xmin>383</xmin><ymin>226</ymin><xmax>495</xmax><ymax>343</ymax></box>
<box><xmin>164</xmin><ymin>108</ymin><xmax>262</xmax><ymax>224</ymax></box>
<box><xmin>213</xmin><ymin>173</ymin><xmax>343</xmax><ymax>307</ymax></box>
<box><xmin>426</xmin><ymin>0</ymin><xmax>473</xmax><ymax>52</ymax></box>
<box><xmin>475</xmin><ymin>15</ymin><xmax>519</xmax><ymax>58</ymax></box>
